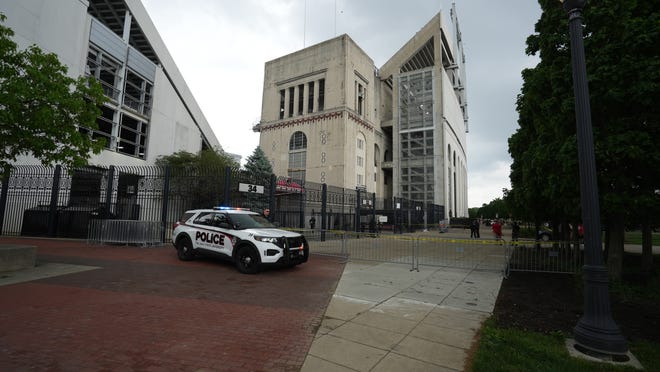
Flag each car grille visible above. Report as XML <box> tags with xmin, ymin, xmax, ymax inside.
<box><xmin>286</xmin><ymin>236</ymin><xmax>306</xmax><ymax>250</ymax></box>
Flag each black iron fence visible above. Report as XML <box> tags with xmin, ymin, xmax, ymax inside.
<box><xmin>0</xmin><ymin>165</ymin><xmax>445</xmax><ymax>243</ymax></box>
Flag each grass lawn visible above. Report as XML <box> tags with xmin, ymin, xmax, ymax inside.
<box><xmin>471</xmin><ymin>319</ymin><xmax>659</xmax><ymax>371</ymax></box>
<box><xmin>624</xmin><ymin>230</ymin><xmax>660</xmax><ymax>246</ymax></box>
<box><xmin>470</xmin><ymin>253</ymin><xmax>660</xmax><ymax>371</ymax></box>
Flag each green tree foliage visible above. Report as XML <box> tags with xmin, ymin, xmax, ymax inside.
<box><xmin>509</xmin><ymin>0</ymin><xmax>660</xmax><ymax>278</ymax></box>
<box><xmin>243</xmin><ymin>146</ymin><xmax>273</xmax><ymax>182</ymax></box>
<box><xmin>0</xmin><ymin>14</ymin><xmax>107</xmax><ymax>177</ymax></box>
<box><xmin>473</xmin><ymin>198</ymin><xmax>509</xmax><ymax>221</ymax></box>
<box><xmin>156</xmin><ymin>149</ymin><xmax>239</xmax><ymax>209</ymax></box>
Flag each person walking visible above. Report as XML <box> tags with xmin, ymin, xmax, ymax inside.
<box><xmin>492</xmin><ymin>219</ymin><xmax>503</xmax><ymax>242</ymax></box>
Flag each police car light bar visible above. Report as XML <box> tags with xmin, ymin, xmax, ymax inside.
<box><xmin>213</xmin><ymin>206</ymin><xmax>250</xmax><ymax>211</ymax></box>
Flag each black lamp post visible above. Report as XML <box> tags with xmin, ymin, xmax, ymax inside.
<box><xmin>560</xmin><ymin>0</ymin><xmax>628</xmax><ymax>355</ymax></box>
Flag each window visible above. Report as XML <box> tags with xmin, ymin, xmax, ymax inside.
<box><xmin>79</xmin><ymin>105</ymin><xmax>115</xmax><ymax>149</ymax></box>
<box><xmin>357</xmin><ymin>83</ymin><xmax>364</xmax><ymax>116</ymax></box>
<box><xmin>356</xmin><ymin>132</ymin><xmax>366</xmax><ymax>188</ymax></box>
<box><xmin>318</xmin><ymin>79</ymin><xmax>325</xmax><ymax>111</ymax></box>
<box><xmin>288</xmin><ymin>131</ymin><xmax>307</xmax><ymax>181</ymax></box>
<box><xmin>288</xmin><ymin>87</ymin><xmax>294</xmax><ymax>117</ymax></box>
<box><xmin>298</xmin><ymin>84</ymin><xmax>304</xmax><ymax>115</ymax></box>
<box><xmin>124</xmin><ymin>70</ymin><xmax>152</xmax><ymax>117</ymax></box>
<box><xmin>86</xmin><ymin>43</ymin><xmax>153</xmax><ymax>160</ymax></box>
<box><xmin>279</xmin><ymin>89</ymin><xmax>285</xmax><ymax>119</ymax></box>
<box><xmin>86</xmin><ymin>47</ymin><xmax>121</xmax><ymax>101</ymax></box>
<box><xmin>117</xmin><ymin>113</ymin><xmax>147</xmax><ymax>159</ymax></box>
<box><xmin>307</xmin><ymin>82</ymin><xmax>314</xmax><ymax>113</ymax></box>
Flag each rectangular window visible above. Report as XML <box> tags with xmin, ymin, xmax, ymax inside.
<box><xmin>87</xmin><ymin>47</ymin><xmax>121</xmax><ymax>101</ymax></box>
<box><xmin>357</xmin><ymin>174</ymin><xmax>364</xmax><ymax>186</ymax></box>
<box><xmin>318</xmin><ymin>79</ymin><xmax>325</xmax><ymax>111</ymax></box>
<box><xmin>307</xmin><ymin>82</ymin><xmax>314</xmax><ymax>113</ymax></box>
<box><xmin>118</xmin><ymin>113</ymin><xmax>147</xmax><ymax>159</ymax></box>
<box><xmin>279</xmin><ymin>89</ymin><xmax>285</xmax><ymax>119</ymax></box>
<box><xmin>297</xmin><ymin>84</ymin><xmax>304</xmax><ymax>115</ymax></box>
<box><xmin>80</xmin><ymin>105</ymin><xmax>114</xmax><ymax>149</ymax></box>
<box><xmin>288</xmin><ymin>87</ymin><xmax>294</xmax><ymax>117</ymax></box>
<box><xmin>357</xmin><ymin>156</ymin><xmax>363</xmax><ymax>167</ymax></box>
<box><xmin>357</xmin><ymin>138</ymin><xmax>364</xmax><ymax>150</ymax></box>
<box><xmin>123</xmin><ymin>70</ymin><xmax>152</xmax><ymax>117</ymax></box>
<box><xmin>357</xmin><ymin>83</ymin><xmax>364</xmax><ymax>116</ymax></box>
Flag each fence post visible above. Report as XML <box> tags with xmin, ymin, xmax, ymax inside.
<box><xmin>321</xmin><ymin>183</ymin><xmax>327</xmax><ymax>242</ymax></box>
<box><xmin>104</xmin><ymin>165</ymin><xmax>115</xmax><ymax>218</ymax></box>
<box><xmin>355</xmin><ymin>188</ymin><xmax>361</xmax><ymax>234</ymax></box>
<box><xmin>268</xmin><ymin>174</ymin><xmax>276</xmax><ymax>216</ymax></box>
<box><xmin>371</xmin><ymin>192</ymin><xmax>376</xmax><ymax>232</ymax></box>
<box><xmin>161</xmin><ymin>165</ymin><xmax>171</xmax><ymax>243</ymax></box>
<box><xmin>223</xmin><ymin>166</ymin><xmax>231</xmax><ymax>207</ymax></box>
<box><xmin>299</xmin><ymin>185</ymin><xmax>304</xmax><ymax>228</ymax></box>
<box><xmin>48</xmin><ymin>165</ymin><xmax>62</xmax><ymax>237</ymax></box>
<box><xmin>0</xmin><ymin>169</ymin><xmax>10</xmax><ymax>235</ymax></box>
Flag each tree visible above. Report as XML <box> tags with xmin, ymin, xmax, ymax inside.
<box><xmin>510</xmin><ymin>0</ymin><xmax>660</xmax><ymax>278</ymax></box>
<box><xmin>156</xmin><ymin>149</ymin><xmax>238</xmax><ymax>209</ymax></box>
<box><xmin>243</xmin><ymin>146</ymin><xmax>273</xmax><ymax>181</ymax></box>
<box><xmin>0</xmin><ymin>14</ymin><xmax>107</xmax><ymax>177</ymax></box>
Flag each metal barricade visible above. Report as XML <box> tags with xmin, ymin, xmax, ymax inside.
<box><xmin>87</xmin><ymin>219</ymin><xmax>163</xmax><ymax>245</ymax></box>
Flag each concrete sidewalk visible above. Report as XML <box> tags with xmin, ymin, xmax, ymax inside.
<box><xmin>302</xmin><ymin>261</ymin><xmax>503</xmax><ymax>371</ymax></box>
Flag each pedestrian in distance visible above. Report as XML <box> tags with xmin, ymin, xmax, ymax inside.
<box><xmin>492</xmin><ymin>219</ymin><xmax>503</xmax><ymax>243</ymax></box>
<box><xmin>511</xmin><ymin>221</ymin><xmax>520</xmax><ymax>242</ymax></box>
<box><xmin>470</xmin><ymin>219</ymin><xmax>480</xmax><ymax>238</ymax></box>
<box><xmin>309</xmin><ymin>216</ymin><xmax>316</xmax><ymax>229</ymax></box>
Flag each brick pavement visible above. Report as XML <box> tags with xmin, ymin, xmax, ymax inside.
<box><xmin>0</xmin><ymin>237</ymin><xmax>345</xmax><ymax>371</ymax></box>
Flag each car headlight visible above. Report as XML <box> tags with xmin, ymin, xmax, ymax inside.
<box><xmin>254</xmin><ymin>236</ymin><xmax>279</xmax><ymax>244</ymax></box>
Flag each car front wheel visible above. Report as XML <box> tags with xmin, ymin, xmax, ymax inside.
<box><xmin>235</xmin><ymin>246</ymin><xmax>260</xmax><ymax>274</ymax></box>
<box><xmin>176</xmin><ymin>236</ymin><xmax>195</xmax><ymax>261</ymax></box>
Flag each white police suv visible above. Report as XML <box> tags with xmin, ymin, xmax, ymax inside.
<box><xmin>171</xmin><ymin>207</ymin><xmax>309</xmax><ymax>274</ymax></box>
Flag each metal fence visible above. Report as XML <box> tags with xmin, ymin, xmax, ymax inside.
<box><xmin>305</xmin><ymin>230</ymin><xmax>510</xmax><ymax>273</ymax></box>
<box><xmin>505</xmin><ymin>239</ymin><xmax>584</xmax><ymax>274</ymax></box>
<box><xmin>301</xmin><ymin>229</ymin><xmax>583</xmax><ymax>275</ymax></box>
<box><xmin>0</xmin><ymin>164</ymin><xmax>444</xmax><ymax>244</ymax></box>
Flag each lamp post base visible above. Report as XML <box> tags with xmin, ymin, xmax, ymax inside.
<box><xmin>573</xmin><ymin>265</ymin><xmax>628</xmax><ymax>355</ymax></box>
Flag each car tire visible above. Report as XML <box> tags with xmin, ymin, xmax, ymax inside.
<box><xmin>176</xmin><ymin>236</ymin><xmax>195</xmax><ymax>261</ymax></box>
<box><xmin>540</xmin><ymin>234</ymin><xmax>550</xmax><ymax>242</ymax></box>
<box><xmin>235</xmin><ymin>246</ymin><xmax>260</xmax><ymax>274</ymax></box>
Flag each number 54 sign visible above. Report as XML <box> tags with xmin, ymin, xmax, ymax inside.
<box><xmin>239</xmin><ymin>183</ymin><xmax>264</xmax><ymax>194</ymax></box>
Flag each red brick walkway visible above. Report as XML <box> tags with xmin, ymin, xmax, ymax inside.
<box><xmin>0</xmin><ymin>237</ymin><xmax>345</xmax><ymax>371</ymax></box>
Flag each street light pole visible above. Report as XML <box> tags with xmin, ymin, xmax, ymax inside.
<box><xmin>561</xmin><ymin>0</ymin><xmax>628</xmax><ymax>355</ymax></box>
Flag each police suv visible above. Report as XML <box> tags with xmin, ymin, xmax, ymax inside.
<box><xmin>172</xmin><ymin>207</ymin><xmax>309</xmax><ymax>274</ymax></box>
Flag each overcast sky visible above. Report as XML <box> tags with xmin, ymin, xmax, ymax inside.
<box><xmin>141</xmin><ymin>0</ymin><xmax>542</xmax><ymax>208</ymax></box>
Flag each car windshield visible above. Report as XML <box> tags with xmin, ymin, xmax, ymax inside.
<box><xmin>229</xmin><ymin>213</ymin><xmax>275</xmax><ymax>229</ymax></box>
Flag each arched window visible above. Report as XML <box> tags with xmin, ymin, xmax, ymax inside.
<box><xmin>288</xmin><ymin>131</ymin><xmax>307</xmax><ymax>181</ymax></box>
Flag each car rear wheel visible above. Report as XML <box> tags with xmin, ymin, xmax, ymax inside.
<box><xmin>176</xmin><ymin>236</ymin><xmax>195</xmax><ymax>261</ymax></box>
<box><xmin>540</xmin><ymin>233</ymin><xmax>550</xmax><ymax>242</ymax></box>
<box><xmin>235</xmin><ymin>246</ymin><xmax>260</xmax><ymax>274</ymax></box>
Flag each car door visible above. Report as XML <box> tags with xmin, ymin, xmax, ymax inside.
<box><xmin>190</xmin><ymin>211</ymin><xmax>230</xmax><ymax>256</ymax></box>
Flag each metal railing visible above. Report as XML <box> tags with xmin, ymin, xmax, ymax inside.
<box><xmin>505</xmin><ymin>239</ymin><xmax>584</xmax><ymax>275</ymax></box>
<box><xmin>306</xmin><ymin>231</ymin><xmax>583</xmax><ymax>275</ymax></box>
<box><xmin>88</xmin><ymin>219</ymin><xmax>162</xmax><ymax>245</ymax></box>
<box><xmin>308</xmin><ymin>230</ymin><xmax>510</xmax><ymax>273</ymax></box>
